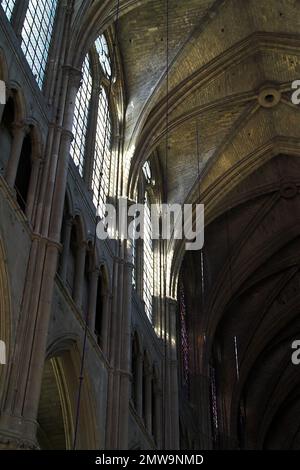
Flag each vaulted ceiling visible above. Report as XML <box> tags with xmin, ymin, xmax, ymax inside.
<box><xmin>114</xmin><ymin>0</ymin><xmax>300</xmax><ymax>213</ymax></box>
<box><xmin>181</xmin><ymin>154</ymin><xmax>300</xmax><ymax>449</ymax></box>
<box><xmin>71</xmin><ymin>0</ymin><xmax>300</xmax><ymax>213</ymax></box>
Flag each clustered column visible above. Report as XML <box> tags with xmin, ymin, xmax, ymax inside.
<box><xmin>5</xmin><ymin>121</ymin><xmax>27</xmax><ymax>188</ymax></box>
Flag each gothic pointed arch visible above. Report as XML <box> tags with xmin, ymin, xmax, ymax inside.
<box><xmin>41</xmin><ymin>337</ymin><xmax>99</xmax><ymax>449</ymax></box>
<box><xmin>0</xmin><ymin>237</ymin><xmax>11</xmax><ymax>406</ymax></box>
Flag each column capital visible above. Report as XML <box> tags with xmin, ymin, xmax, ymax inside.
<box><xmin>11</xmin><ymin>120</ymin><xmax>29</xmax><ymax>135</ymax></box>
<box><xmin>31</xmin><ymin>233</ymin><xmax>62</xmax><ymax>251</ymax></box>
<box><xmin>0</xmin><ymin>434</ymin><xmax>38</xmax><ymax>450</ymax></box>
<box><xmin>61</xmin><ymin>129</ymin><xmax>74</xmax><ymax>140</ymax></box>
<box><xmin>63</xmin><ymin>65</ymin><xmax>82</xmax><ymax>89</ymax></box>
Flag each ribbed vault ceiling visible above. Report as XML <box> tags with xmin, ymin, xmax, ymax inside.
<box><xmin>113</xmin><ymin>0</ymin><xmax>300</xmax><ymax>209</ymax></box>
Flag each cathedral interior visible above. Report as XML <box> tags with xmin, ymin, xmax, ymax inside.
<box><xmin>0</xmin><ymin>0</ymin><xmax>300</xmax><ymax>451</ymax></box>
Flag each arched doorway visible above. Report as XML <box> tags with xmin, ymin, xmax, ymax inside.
<box><xmin>38</xmin><ymin>341</ymin><xmax>98</xmax><ymax>449</ymax></box>
<box><xmin>37</xmin><ymin>358</ymin><xmax>68</xmax><ymax>449</ymax></box>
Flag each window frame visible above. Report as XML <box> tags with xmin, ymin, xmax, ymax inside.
<box><xmin>20</xmin><ymin>0</ymin><xmax>59</xmax><ymax>89</ymax></box>
<box><xmin>1</xmin><ymin>0</ymin><xmax>16</xmax><ymax>21</ymax></box>
<box><xmin>143</xmin><ymin>189</ymin><xmax>154</xmax><ymax>322</ymax></box>
<box><xmin>70</xmin><ymin>33</ymin><xmax>116</xmax><ymax>214</ymax></box>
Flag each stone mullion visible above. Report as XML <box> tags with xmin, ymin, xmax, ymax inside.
<box><xmin>11</xmin><ymin>0</ymin><xmax>29</xmax><ymax>42</ymax></box>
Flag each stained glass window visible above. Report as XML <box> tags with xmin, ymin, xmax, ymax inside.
<box><xmin>21</xmin><ymin>0</ymin><xmax>58</xmax><ymax>88</ymax></box>
<box><xmin>179</xmin><ymin>281</ymin><xmax>189</xmax><ymax>390</ymax></box>
<box><xmin>209</xmin><ymin>364</ymin><xmax>219</xmax><ymax>445</ymax></box>
<box><xmin>95</xmin><ymin>34</ymin><xmax>111</xmax><ymax>78</ymax></box>
<box><xmin>143</xmin><ymin>192</ymin><xmax>154</xmax><ymax>321</ymax></box>
<box><xmin>92</xmin><ymin>86</ymin><xmax>111</xmax><ymax>215</ymax></box>
<box><xmin>1</xmin><ymin>0</ymin><xmax>15</xmax><ymax>20</ymax></box>
<box><xmin>70</xmin><ymin>34</ymin><xmax>114</xmax><ymax>216</ymax></box>
<box><xmin>70</xmin><ymin>55</ymin><xmax>92</xmax><ymax>177</ymax></box>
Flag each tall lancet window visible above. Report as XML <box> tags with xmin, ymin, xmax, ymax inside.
<box><xmin>92</xmin><ymin>85</ymin><xmax>111</xmax><ymax>214</ymax></box>
<box><xmin>21</xmin><ymin>0</ymin><xmax>58</xmax><ymax>88</ymax></box>
<box><xmin>95</xmin><ymin>34</ymin><xmax>111</xmax><ymax>78</ymax></box>
<box><xmin>1</xmin><ymin>0</ymin><xmax>15</xmax><ymax>20</ymax></box>
<box><xmin>143</xmin><ymin>161</ymin><xmax>151</xmax><ymax>183</ymax></box>
<box><xmin>70</xmin><ymin>34</ymin><xmax>114</xmax><ymax>216</ymax></box>
<box><xmin>92</xmin><ymin>35</ymin><xmax>112</xmax><ymax>214</ymax></box>
<box><xmin>70</xmin><ymin>55</ymin><xmax>92</xmax><ymax>176</ymax></box>
<box><xmin>143</xmin><ymin>191</ymin><xmax>154</xmax><ymax>322</ymax></box>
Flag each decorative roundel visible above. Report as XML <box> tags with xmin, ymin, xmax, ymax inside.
<box><xmin>258</xmin><ymin>87</ymin><xmax>281</xmax><ymax>108</ymax></box>
<box><xmin>280</xmin><ymin>183</ymin><xmax>298</xmax><ymax>199</ymax></box>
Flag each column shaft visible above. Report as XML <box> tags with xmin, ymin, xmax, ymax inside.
<box><xmin>5</xmin><ymin>123</ymin><xmax>26</xmax><ymax>188</ymax></box>
<box><xmin>25</xmin><ymin>157</ymin><xmax>41</xmax><ymax>221</ymax></box>
<box><xmin>73</xmin><ymin>242</ymin><xmax>86</xmax><ymax>308</ymax></box>
<box><xmin>88</xmin><ymin>269</ymin><xmax>100</xmax><ymax>331</ymax></box>
<box><xmin>59</xmin><ymin>217</ymin><xmax>73</xmax><ymax>281</ymax></box>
